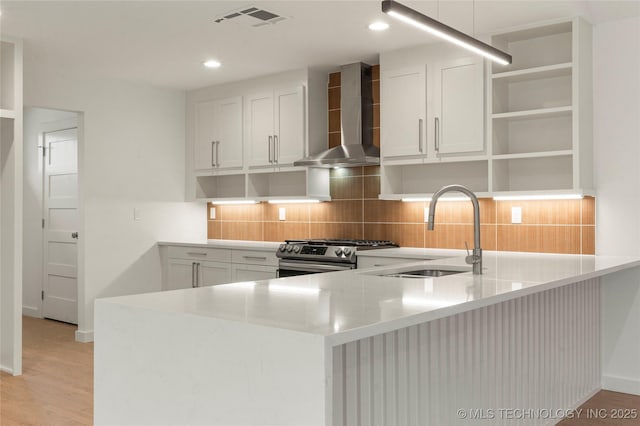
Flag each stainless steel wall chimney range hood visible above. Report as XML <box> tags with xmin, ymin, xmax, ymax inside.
<box><xmin>294</xmin><ymin>62</ymin><xmax>378</xmax><ymax>168</ymax></box>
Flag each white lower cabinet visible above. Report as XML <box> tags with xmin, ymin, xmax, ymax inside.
<box><xmin>165</xmin><ymin>259</ymin><xmax>232</xmax><ymax>290</ymax></box>
<box><xmin>162</xmin><ymin>245</ymin><xmax>277</xmax><ymax>291</ymax></box>
<box><xmin>199</xmin><ymin>261</ymin><xmax>233</xmax><ymax>287</ymax></box>
<box><xmin>166</xmin><ymin>259</ymin><xmax>196</xmax><ymax>290</ymax></box>
<box><xmin>231</xmin><ymin>249</ymin><xmax>278</xmax><ymax>281</ymax></box>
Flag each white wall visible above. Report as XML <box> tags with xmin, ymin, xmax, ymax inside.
<box><xmin>23</xmin><ymin>107</ymin><xmax>77</xmax><ymax>317</ymax></box>
<box><xmin>593</xmin><ymin>16</ymin><xmax>640</xmax><ymax>395</ymax></box>
<box><xmin>1</xmin><ymin>37</ymin><xmax>23</xmax><ymax>375</ymax></box>
<box><xmin>24</xmin><ymin>63</ymin><xmax>206</xmax><ymax>339</ymax></box>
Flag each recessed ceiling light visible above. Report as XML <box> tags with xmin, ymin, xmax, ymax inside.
<box><xmin>368</xmin><ymin>21</ymin><xmax>389</xmax><ymax>31</ymax></box>
<box><xmin>203</xmin><ymin>60</ymin><xmax>221</xmax><ymax>69</ymax></box>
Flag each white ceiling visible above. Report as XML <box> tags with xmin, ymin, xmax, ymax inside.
<box><xmin>1</xmin><ymin>1</ymin><xmax>638</xmax><ymax>91</ymax></box>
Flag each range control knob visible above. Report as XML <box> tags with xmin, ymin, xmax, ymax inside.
<box><xmin>293</xmin><ymin>246</ymin><xmax>301</xmax><ymax>253</ymax></box>
<box><xmin>343</xmin><ymin>248</ymin><xmax>352</xmax><ymax>256</ymax></box>
<box><xmin>279</xmin><ymin>244</ymin><xmax>287</xmax><ymax>252</ymax></box>
<box><xmin>286</xmin><ymin>245</ymin><xmax>294</xmax><ymax>253</ymax></box>
<box><xmin>335</xmin><ymin>248</ymin><xmax>343</xmax><ymax>256</ymax></box>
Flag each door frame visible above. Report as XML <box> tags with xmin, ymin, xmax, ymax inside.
<box><xmin>31</xmin><ymin>111</ymin><xmax>86</xmax><ymax>341</ymax></box>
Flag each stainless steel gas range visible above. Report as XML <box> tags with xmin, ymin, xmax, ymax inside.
<box><xmin>276</xmin><ymin>239</ymin><xmax>398</xmax><ymax>277</ymax></box>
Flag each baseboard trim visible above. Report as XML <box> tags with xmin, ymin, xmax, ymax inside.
<box><xmin>75</xmin><ymin>329</ymin><xmax>94</xmax><ymax>343</ymax></box>
<box><xmin>22</xmin><ymin>306</ymin><xmax>41</xmax><ymax>318</ymax></box>
<box><xmin>0</xmin><ymin>365</ymin><xmax>15</xmax><ymax>375</ymax></box>
<box><xmin>602</xmin><ymin>375</ymin><xmax>640</xmax><ymax>396</ymax></box>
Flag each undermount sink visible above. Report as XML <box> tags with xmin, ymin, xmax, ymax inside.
<box><xmin>384</xmin><ymin>268</ymin><xmax>468</xmax><ymax>278</ymax></box>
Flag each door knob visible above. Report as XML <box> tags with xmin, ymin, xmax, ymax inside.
<box><xmin>71</xmin><ymin>232</ymin><xmax>79</xmax><ymax>239</ymax></box>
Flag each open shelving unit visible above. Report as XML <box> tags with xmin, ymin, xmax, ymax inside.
<box><xmin>381</xmin><ymin>160</ymin><xmax>490</xmax><ymax>199</ymax></box>
<box><xmin>488</xmin><ymin>18</ymin><xmax>593</xmax><ymax>197</ymax></box>
<box><xmin>247</xmin><ymin>168</ymin><xmax>330</xmax><ymax>201</ymax></box>
<box><xmin>195</xmin><ymin>173</ymin><xmax>246</xmax><ymax>200</ymax></box>
<box><xmin>194</xmin><ymin>167</ymin><xmax>330</xmax><ymax>202</ymax></box>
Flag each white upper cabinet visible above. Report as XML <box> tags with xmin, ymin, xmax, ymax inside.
<box><xmin>381</xmin><ymin>65</ymin><xmax>427</xmax><ymax>158</ymax></box>
<box><xmin>247</xmin><ymin>86</ymin><xmax>304</xmax><ymax>168</ymax></box>
<box><xmin>247</xmin><ymin>91</ymin><xmax>274</xmax><ymax>167</ymax></box>
<box><xmin>274</xmin><ymin>86</ymin><xmax>305</xmax><ymax>165</ymax></box>
<box><xmin>379</xmin><ymin>43</ymin><xmax>488</xmax><ymax>199</ymax></box>
<box><xmin>186</xmin><ymin>69</ymin><xmax>329</xmax><ymax>201</ymax></box>
<box><xmin>194</xmin><ymin>96</ymin><xmax>243</xmax><ymax>171</ymax></box>
<box><xmin>381</xmin><ymin>44</ymin><xmax>485</xmax><ymax>163</ymax></box>
<box><xmin>435</xmin><ymin>57</ymin><xmax>484</xmax><ymax>154</ymax></box>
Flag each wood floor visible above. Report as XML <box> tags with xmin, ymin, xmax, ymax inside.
<box><xmin>1</xmin><ymin>317</ymin><xmax>639</xmax><ymax>425</ymax></box>
<box><xmin>0</xmin><ymin>316</ymin><xmax>93</xmax><ymax>426</ymax></box>
<box><xmin>558</xmin><ymin>390</ymin><xmax>640</xmax><ymax>425</ymax></box>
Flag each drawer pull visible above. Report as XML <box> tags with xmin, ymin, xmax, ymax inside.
<box><xmin>243</xmin><ymin>255</ymin><xmax>267</xmax><ymax>261</ymax></box>
<box><xmin>187</xmin><ymin>252</ymin><xmax>208</xmax><ymax>256</ymax></box>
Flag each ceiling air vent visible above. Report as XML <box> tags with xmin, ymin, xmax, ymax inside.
<box><xmin>213</xmin><ymin>6</ymin><xmax>287</xmax><ymax>27</ymax></box>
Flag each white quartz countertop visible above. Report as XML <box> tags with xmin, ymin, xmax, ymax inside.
<box><xmin>101</xmin><ymin>252</ymin><xmax>640</xmax><ymax>346</ymax></box>
<box><xmin>158</xmin><ymin>239</ymin><xmax>281</xmax><ymax>251</ymax></box>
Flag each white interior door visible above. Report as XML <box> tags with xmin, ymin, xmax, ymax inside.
<box><xmin>42</xmin><ymin>121</ymin><xmax>78</xmax><ymax>324</ymax></box>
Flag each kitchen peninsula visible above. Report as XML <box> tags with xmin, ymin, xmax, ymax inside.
<box><xmin>94</xmin><ymin>251</ymin><xmax>640</xmax><ymax>426</ymax></box>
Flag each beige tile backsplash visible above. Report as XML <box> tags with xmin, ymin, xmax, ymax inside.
<box><xmin>208</xmin><ymin>165</ymin><xmax>595</xmax><ymax>254</ymax></box>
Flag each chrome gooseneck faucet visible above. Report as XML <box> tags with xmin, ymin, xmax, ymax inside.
<box><xmin>427</xmin><ymin>184</ymin><xmax>483</xmax><ymax>275</ymax></box>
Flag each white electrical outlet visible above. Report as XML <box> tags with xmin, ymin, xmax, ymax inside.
<box><xmin>279</xmin><ymin>207</ymin><xmax>286</xmax><ymax>221</ymax></box>
<box><xmin>209</xmin><ymin>207</ymin><xmax>216</xmax><ymax>220</ymax></box>
<box><xmin>511</xmin><ymin>206</ymin><xmax>522</xmax><ymax>224</ymax></box>
<box><xmin>134</xmin><ymin>208</ymin><xmax>142</xmax><ymax>221</ymax></box>
<box><xmin>424</xmin><ymin>207</ymin><xmax>430</xmax><ymax>223</ymax></box>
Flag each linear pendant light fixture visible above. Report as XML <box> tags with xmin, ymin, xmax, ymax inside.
<box><xmin>381</xmin><ymin>0</ymin><xmax>512</xmax><ymax>65</ymax></box>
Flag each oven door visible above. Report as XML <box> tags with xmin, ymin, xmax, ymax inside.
<box><xmin>277</xmin><ymin>260</ymin><xmax>355</xmax><ymax>278</ymax></box>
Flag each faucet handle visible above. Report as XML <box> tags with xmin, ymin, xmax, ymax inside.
<box><xmin>464</xmin><ymin>241</ymin><xmax>480</xmax><ymax>265</ymax></box>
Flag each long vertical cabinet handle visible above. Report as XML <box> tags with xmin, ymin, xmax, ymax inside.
<box><xmin>215</xmin><ymin>141</ymin><xmax>220</xmax><ymax>167</ymax></box>
<box><xmin>434</xmin><ymin>117</ymin><xmax>440</xmax><ymax>152</ymax></box>
<box><xmin>418</xmin><ymin>119</ymin><xmax>423</xmax><ymax>153</ymax></box>
<box><xmin>274</xmin><ymin>135</ymin><xmax>279</xmax><ymax>164</ymax></box>
<box><xmin>191</xmin><ymin>262</ymin><xmax>197</xmax><ymax>288</ymax></box>
<box><xmin>211</xmin><ymin>141</ymin><xmax>216</xmax><ymax>167</ymax></box>
<box><xmin>268</xmin><ymin>136</ymin><xmax>273</xmax><ymax>163</ymax></box>
<box><xmin>196</xmin><ymin>262</ymin><xmax>201</xmax><ymax>287</ymax></box>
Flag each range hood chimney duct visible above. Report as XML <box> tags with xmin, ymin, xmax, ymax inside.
<box><xmin>293</xmin><ymin>62</ymin><xmax>379</xmax><ymax>168</ymax></box>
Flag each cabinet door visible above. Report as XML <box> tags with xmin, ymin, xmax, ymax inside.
<box><xmin>231</xmin><ymin>264</ymin><xmax>277</xmax><ymax>283</ymax></box>
<box><xmin>194</xmin><ymin>100</ymin><xmax>216</xmax><ymax>170</ymax></box>
<box><xmin>166</xmin><ymin>259</ymin><xmax>197</xmax><ymax>290</ymax></box>
<box><xmin>381</xmin><ymin>65</ymin><xmax>427</xmax><ymax>158</ymax></box>
<box><xmin>247</xmin><ymin>91</ymin><xmax>275</xmax><ymax>167</ymax></box>
<box><xmin>274</xmin><ymin>86</ymin><xmax>304</xmax><ymax>166</ymax></box>
<box><xmin>215</xmin><ymin>96</ymin><xmax>243</xmax><ymax>168</ymax></box>
<box><xmin>435</xmin><ymin>58</ymin><xmax>484</xmax><ymax>154</ymax></box>
<box><xmin>199</xmin><ymin>261</ymin><xmax>232</xmax><ymax>287</ymax></box>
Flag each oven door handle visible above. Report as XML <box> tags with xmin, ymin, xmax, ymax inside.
<box><xmin>278</xmin><ymin>261</ymin><xmax>353</xmax><ymax>273</ymax></box>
